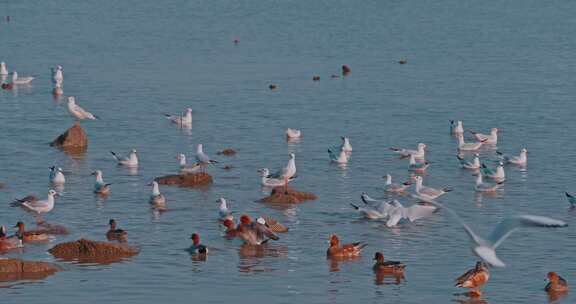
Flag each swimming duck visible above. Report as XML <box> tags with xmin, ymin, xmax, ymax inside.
<box><xmin>372</xmin><ymin>252</ymin><xmax>406</xmax><ymax>274</ymax></box>
<box><xmin>545</xmin><ymin>272</ymin><xmax>568</xmax><ymax>293</ymax></box>
<box><xmin>222</xmin><ymin>219</ymin><xmax>238</xmax><ymax>239</ymax></box>
<box><xmin>188</xmin><ymin>233</ymin><xmax>208</xmax><ymax>254</ymax></box>
<box><xmin>236</xmin><ymin>214</ymin><xmax>279</xmax><ymax>245</ymax></box>
<box><xmin>14</xmin><ymin>221</ymin><xmax>49</xmax><ymax>242</ymax></box>
<box><xmin>455</xmin><ymin>262</ymin><xmax>490</xmax><ymax>297</ymax></box>
<box><xmin>106</xmin><ymin>219</ymin><xmax>127</xmax><ymax>241</ymax></box>
<box><xmin>326</xmin><ymin>234</ymin><xmax>367</xmax><ymax>258</ymax></box>
<box><xmin>0</xmin><ymin>226</ymin><xmax>21</xmax><ymax>251</ymax></box>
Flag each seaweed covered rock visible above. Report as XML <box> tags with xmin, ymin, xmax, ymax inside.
<box><xmin>0</xmin><ymin>259</ymin><xmax>61</xmax><ymax>282</ymax></box>
<box><xmin>155</xmin><ymin>172</ymin><xmax>213</xmax><ymax>187</ymax></box>
<box><xmin>260</xmin><ymin>186</ymin><xmax>317</xmax><ymax>204</ymax></box>
<box><xmin>49</xmin><ymin>239</ymin><xmax>139</xmax><ymax>263</ymax></box>
<box><xmin>50</xmin><ymin>122</ymin><xmax>88</xmax><ymax>149</ymax></box>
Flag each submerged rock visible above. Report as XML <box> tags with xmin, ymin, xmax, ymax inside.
<box><xmin>0</xmin><ymin>259</ymin><xmax>61</xmax><ymax>282</ymax></box>
<box><xmin>155</xmin><ymin>172</ymin><xmax>213</xmax><ymax>187</ymax></box>
<box><xmin>49</xmin><ymin>239</ymin><xmax>139</xmax><ymax>264</ymax></box>
<box><xmin>217</xmin><ymin>148</ymin><xmax>237</xmax><ymax>156</ymax></box>
<box><xmin>50</xmin><ymin>122</ymin><xmax>88</xmax><ymax>149</ymax></box>
<box><xmin>36</xmin><ymin>222</ymin><xmax>70</xmax><ymax>235</ymax></box>
<box><xmin>260</xmin><ymin>186</ymin><xmax>317</xmax><ymax>204</ymax></box>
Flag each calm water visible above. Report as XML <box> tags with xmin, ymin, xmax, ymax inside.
<box><xmin>1</xmin><ymin>1</ymin><xmax>575</xmax><ymax>303</ymax></box>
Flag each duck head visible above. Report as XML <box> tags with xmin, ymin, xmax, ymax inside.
<box><xmin>373</xmin><ymin>252</ymin><xmax>385</xmax><ymax>263</ymax></box>
<box><xmin>191</xmin><ymin>233</ymin><xmax>200</xmax><ymax>245</ymax></box>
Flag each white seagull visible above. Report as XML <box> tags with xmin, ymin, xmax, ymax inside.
<box><xmin>457</xmin><ymin>153</ymin><xmax>480</xmax><ymax>170</ymax></box>
<box><xmin>148</xmin><ymin>181</ymin><xmax>166</xmax><ymax>210</ymax></box>
<box><xmin>408</xmin><ymin>154</ymin><xmax>430</xmax><ymax>173</ymax></box>
<box><xmin>176</xmin><ymin>154</ymin><xmax>201</xmax><ymax>174</ymax></box>
<box><xmin>285</xmin><ymin>128</ymin><xmax>301</xmax><ymax>139</ymax></box>
<box><xmin>49</xmin><ymin>166</ymin><xmax>66</xmax><ymax>185</ymax></box>
<box><xmin>11</xmin><ymin>190</ymin><xmax>58</xmax><ymax>217</ymax></box>
<box><xmin>0</xmin><ymin>61</ymin><xmax>8</xmax><ymax>76</ymax></box>
<box><xmin>258</xmin><ymin>168</ymin><xmax>295</xmax><ymax>187</ymax></box>
<box><xmin>456</xmin><ymin>133</ymin><xmax>484</xmax><ymax>151</ymax></box>
<box><xmin>91</xmin><ymin>170</ymin><xmax>111</xmax><ymax>195</ymax></box>
<box><xmin>51</xmin><ymin>65</ymin><xmax>63</xmax><ymax>85</ymax></box>
<box><xmin>481</xmin><ymin>162</ymin><xmax>505</xmax><ymax>181</ymax></box>
<box><xmin>340</xmin><ymin>136</ymin><xmax>353</xmax><ymax>152</ymax></box>
<box><xmin>383</xmin><ymin>174</ymin><xmax>411</xmax><ymax>193</ymax></box>
<box><xmin>165</xmin><ymin>108</ymin><xmax>192</xmax><ymax>127</ymax></box>
<box><xmin>328</xmin><ymin>147</ymin><xmax>348</xmax><ymax>164</ymax></box>
<box><xmin>390</xmin><ymin>143</ymin><xmax>426</xmax><ymax>159</ymax></box>
<box><xmin>385</xmin><ymin>200</ymin><xmax>437</xmax><ymax>227</ymax></box>
<box><xmin>413</xmin><ymin>176</ymin><xmax>451</xmax><ymax>201</ymax></box>
<box><xmin>349</xmin><ymin>193</ymin><xmax>394</xmax><ymax>219</ymax></box>
<box><xmin>450</xmin><ymin>120</ymin><xmax>464</xmax><ymax>135</ymax></box>
<box><xmin>195</xmin><ymin>144</ymin><xmax>218</xmax><ymax>170</ymax></box>
<box><xmin>469</xmin><ymin>128</ymin><xmax>498</xmax><ymax>145</ymax></box>
<box><xmin>474</xmin><ymin>173</ymin><xmax>503</xmax><ymax>193</ymax></box>
<box><xmin>110</xmin><ymin>149</ymin><xmax>139</xmax><ymax>167</ymax></box>
<box><xmin>11</xmin><ymin>71</ymin><xmax>34</xmax><ymax>85</ymax></box>
<box><xmin>218</xmin><ymin>198</ymin><xmax>233</xmax><ymax>221</ymax></box>
<box><xmin>67</xmin><ymin>96</ymin><xmax>98</xmax><ymax>120</ymax></box>
<box><xmin>497</xmin><ymin>148</ymin><xmax>527</xmax><ymax>166</ymax></box>
<box><xmin>427</xmin><ymin>200</ymin><xmax>568</xmax><ymax>268</ymax></box>
<box><xmin>266</xmin><ymin>153</ymin><xmax>297</xmax><ymax>188</ymax></box>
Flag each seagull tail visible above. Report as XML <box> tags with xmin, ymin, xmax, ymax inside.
<box><xmin>350</xmin><ymin>203</ymin><xmax>360</xmax><ymax>210</ymax></box>
<box><xmin>443</xmin><ymin>188</ymin><xmax>453</xmax><ymax>193</ymax></box>
<box><xmin>110</xmin><ymin>151</ymin><xmax>119</xmax><ymax>161</ymax></box>
<box><xmin>565</xmin><ymin>192</ymin><xmax>573</xmax><ymax>199</ymax></box>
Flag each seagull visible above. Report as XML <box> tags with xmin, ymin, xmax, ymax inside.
<box><xmin>110</xmin><ymin>149</ymin><xmax>139</xmax><ymax>167</ymax></box>
<box><xmin>148</xmin><ymin>181</ymin><xmax>166</xmax><ymax>210</ymax></box>
<box><xmin>67</xmin><ymin>96</ymin><xmax>98</xmax><ymax>120</ymax></box>
<box><xmin>408</xmin><ymin>154</ymin><xmax>430</xmax><ymax>173</ymax></box>
<box><xmin>474</xmin><ymin>173</ymin><xmax>503</xmax><ymax>193</ymax></box>
<box><xmin>456</xmin><ymin>133</ymin><xmax>484</xmax><ymax>151</ymax></box>
<box><xmin>218</xmin><ymin>198</ymin><xmax>233</xmax><ymax>221</ymax></box>
<box><xmin>457</xmin><ymin>153</ymin><xmax>480</xmax><ymax>170</ymax></box>
<box><xmin>258</xmin><ymin>168</ymin><xmax>295</xmax><ymax>187</ymax></box>
<box><xmin>390</xmin><ymin>143</ymin><xmax>426</xmax><ymax>159</ymax></box>
<box><xmin>564</xmin><ymin>192</ymin><xmax>576</xmax><ymax>209</ymax></box>
<box><xmin>165</xmin><ymin>108</ymin><xmax>192</xmax><ymax>127</ymax></box>
<box><xmin>481</xmin><ymin>162</ymin><xmax>505</xmax><ymax>181</ymax></box>
<box><xmin>350</xmin><ymin>193</ymin><xmax>394</xmax><ymax>219</ymax></box>
<box><xmin>497</xmin><ymin>148</ymin><xmax>527</xmax><ymax>166</ymax></box>
<box><xmin>51</xmin><ymin>65</ymin><xmax>63</xmax><ymax>85</ymax></box>
<box><xmin>413</xmin><ymin>176</ymin><xmax>451</xmax><ymax>201</ymax></box>
<box><xmin>0</xmin><ymin>61</ymin><xmax>8</xmax><ymax>76</ymax></box>
<box><xmin>427</xmin><ymin>200</ymin><xmax>568</xmax><ymax>267</ymax></box>
<box><xmin>383</xmin><ymin>174</ymin><xmax>411</xmax><ymax>193</ymax></box>
<box><xmin>11</xmin><ymin>71</ymin><xmax>34</xmax><ymax>85</ymax></box>
<box><xmin>340</xmin><ymin>136</ymin><xmax>353</xmax><ymax>152</ymax></box>
<box><xmin>328</xmin><ymin>147</ymin><xmax>348</xmax><ymax>164</ymax></box>
<box><xmin>385</xmin><ymin>200</ymin><xmax>437</xmax><ymax>227</ymax></box>
<box><xmin>286</xmin><ymin>128</ymin><xmax>301</xmax><ymax>139</ymax></box>
<box><xmin>176</xmin><ymin>154</ymin><xmax>201</xmax><ymax>174</ymax></box>
<box><xmin>195</xmin><ymin>144</ymin><xmax>218</xmax><ymax>170</ymax></box>
<box><xmin>11</xmin><ymin>190</ymin><xmax>58</xmax><ymax>220</ymax></box>
<box><xmin>469</xmin><ymin>128</ymin><xmax>498</xmax><ymax>145</ymax></box>
<box><xmin>91</xmin><ymin>170</ymin><xmax>111</xmax><ymax>195</ymax></box>
<box><xmin>266</xmin><ymin>153</ymin><xmax>297</xmax><ymax>189</ymax></box>
<box><xmin>450</xmin><ymin>120</ymin><xmax>464</xmax><ymax>135</ymax></box>
<box><xmin>49</xmin><ymin>166</ymin><xmax>66</xmax><ymax>185</ymax></box>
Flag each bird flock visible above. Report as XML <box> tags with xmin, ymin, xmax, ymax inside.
<box><xmin>0</xmin><ymin>60</ymin><xmax>572</xmax><ymax>300</ymax></box>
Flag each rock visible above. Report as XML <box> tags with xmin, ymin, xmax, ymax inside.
<box><xmin>155</xmin><ymin>172</ymin><xmax>213</xmax><ymax>187</ymax></box>
<box><xmin>0</xmin><ymin>259</ymin><xmax>61</xmax><ymax>282</ymax></box>
<box><xmin>217</xmin><ymin>148</ymin><xmax>237</xmax><ymax>156</ymax></box>
<box><xmin>36</xmin><ymin>222</ymin><xmax>70</xmax><ymax>235</ymax></box>
<box><xmin>260</xmin><ymin>186</ymin><xmax>317</xmax><ymax>204</ymax></box>
<box><xmin>49</xmin><ymin>239</ymin><xmax>139</xmax><ymax>264</ymax></box>
<box><xmin>50</xmin><ymin>122</ymin><xmax>88</xmax><ymax>149</ymax></box>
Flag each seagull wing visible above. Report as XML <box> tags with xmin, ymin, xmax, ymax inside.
<box><xmin>423</xmin><ymin>199</ymin><xmax>486</xmax><ymax>247</ymax></box>
<box><xmin>488</xmin><ymin>215</ymin><xmax>567</xmax><ymax>249</ymax></box>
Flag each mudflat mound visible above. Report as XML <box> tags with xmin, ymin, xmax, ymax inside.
<box><xmin>260</xmin><ymin>186</ymin><xmax>317</xmax><ymax>204</ymax></box>
<box><xmin>155</xmin><ymin>172</ymin><xmax>213</xmax><ymax>187</ymax></box>
<box><xmin>49</xmin><ymin>239</ymin><xmax>139</xmax><ymax>264</ymax></box>
<box><xmin>50</xmin><ymin>122</ymin><xmax>88</xmax><ymax>149</ymax></box>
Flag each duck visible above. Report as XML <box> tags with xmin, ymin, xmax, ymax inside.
<box><xmin>390</xmin><ymin>143</ymin><xmax>426</xmax><ymax>159</ymax></box>
<box><xmin>14</xmin><ymin>221</ymin><xmax>49</xmax><ymax>242</ymax></box>
<box><xmin>383</xmin><ymin>174</ymin><xmax>411</xmax><ymax>193</ymax></box>
<box><xmin>188</xmin><ymin>233</ymin><xmax>208</xmax><ymax>254</ymax></box>
<box><xmin>176</xmin><ymin>154</ymin><xmax>201</xmax><ymax>174</ymax></box>
<box><xmin>545</xmin><ymin>272</ymin><xmax>568</xmax><ymax>293</ymax></box>
<box><xmin>236</xmin><ymin>215</ymin><xmax>279</xmax><ymax>245</ymax></box>
<box><xmin>92</xmin><ymin>170</ymin><xmax>112</xmax><ymax>195</ymax></box>
<box><xmin>342</xmin><ymin>65</ymin><xmax>351</xmax><ymax>75</ymax></box>
<box><xmin>469</xmin><ymin>128</ymin><xmax>498</xmax><ymax>145</ymax></box>
<box><xmin>450</xmin><ymin>120</ymin><xmax>464</xmax><ymax>135</ymax></box>
<box><xmin>0</xmin><ymin>226</ymin><xmax>21</xmax><ymax>251</ymax></box>
<box><xmin>11</xmin><ymin>71</ymin><xmax>34</xmax><ymax>85</ymax></box>
<box><xmin>457</xmin><ymin>153</ymin><xmax>480</xmax><ymax>170</ymax></box>
<box><xmin>148</xmin><ymin>181</ymin><xmax>166</xmax><ymax>210</ymax></box>
<box><xmin>408</xmin><ymin>154</ymin><xmax>430</xmax><ymax>173</ymax></box>
<box><xmin>222</xmin><ymin>219</ymin><xmax>238</xmax><ymax>239</ymax></box>
<box><xmin>456</xmin><ymin>133</ymin><xmax>484</xmax><ymax>151</ymax></box>
<box><xmin>285</xmin><ymin>128</ymin><xmax>301</xmax><ymax>139</ymax></box>
<box><xmin>328</xmin><ymin>147</ymin><xmax>349</xmax><ymax>164</ymax></box>
<box><xmin>372</xmin><ymin>252</ymin><xmax>406</xmax><ymax>274</ymax></box>
<box><xmin>481</xmin><ymin>162</ymin><xmax>505</xmax><ymax>181</ymax></box>
<box><xmin>49</xmin><ymin>166</ymin><xmax>66</xmax><ymax>185</ymax></box>
<box><xmin>110</xmin><ymin>149</ymin><xmax>139</xmax><ymax>167</ymax></box>
<box><xmin>106</xmin><ymin>219</ymin><xmax>127</xmax><ymax>241</ymax></box>
<box><xmin>497</xmin><ymin>148</ymin><xmax>527</xmax><ymax>166</ymax></box>
<box><xmin>455</xmin><ymin>262</ymin><xmax>490</xmax><ymax>297</ymax></box>
<box><xmin>326</xmin><ymin>234</ymin><xmax>367</xmax><ymax>258</ymax></box>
